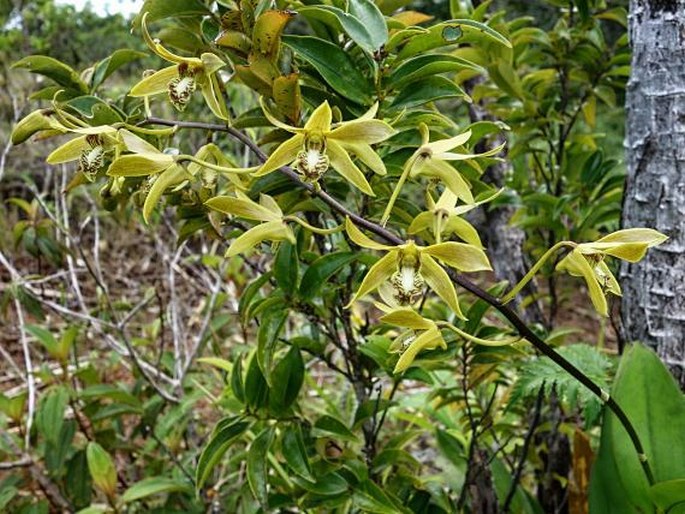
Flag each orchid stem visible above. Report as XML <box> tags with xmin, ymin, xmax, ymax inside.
<box><xmin>284</xmin><ymin>216</ymin><xmax>342</xmax><ymax>235</ymax></box>
<box><xmin>381</xmin><ymin>157</ymin><xmax>416</xmax><ymax>227</ymax></box>
<box><xmin>176</xmin><ymin>155</ymin><xmax>257</xmax><ymax>175</ymax></box>
<box><xmin>501</xmin><ymin>241</ymin><xmax>575</xmax><ymax>304</ymax></box>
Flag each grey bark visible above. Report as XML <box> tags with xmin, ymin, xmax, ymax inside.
<box><xmin>622</xmin><ymin>0</ymin><xmax>685</xmax><ymax>386</ymax></box>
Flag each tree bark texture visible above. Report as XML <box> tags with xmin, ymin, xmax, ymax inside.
<box><xmin>622</xmin><ymin>0</ymin><xmax>685</xmax><ymax>386</ymax></box>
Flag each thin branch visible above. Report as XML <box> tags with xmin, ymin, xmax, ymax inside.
<box><xmin>13</xmin><ymin>297</ymin><xmax>35</xmax><ymax>452</ymax></box>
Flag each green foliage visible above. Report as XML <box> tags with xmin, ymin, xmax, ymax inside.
<box><xmin>1</xmin><ymin>0</ymin><xmax>681</xmax><ymax>513</ymax></box>
<box><xmin>590</xmin><ymin>344</ymin><xmax>685</xmax><ymax>513</ymax></box>
<box><xmin>511</xmin><ymin>343</ymin><xmax>613</xmax><ymax>425</ymax></box>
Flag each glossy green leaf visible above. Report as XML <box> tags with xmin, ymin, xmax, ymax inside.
<box><xmin>196</xmin><ymin>417</ymin><xmax>251</xmax><ymax>489</ymax></box>
<box><xmin>133</xmin><ymin>0</ymin><xmax>210</xmax><ymax>24</ymax></box>
<box><xmin>281</xmin><ymin>424</ymin><xmax>315</xmax><ymax>482</ymax></box>
<box><xmin>247</xmin><ymin>426</ymin><xmax>275</xmax><ymax>507</ymax></box>
<box><xmin>300</xmin><ymin>252</ymin><xmax>357</xmax><ymax>299</ymax></box>
<box><xmin>589</xmin><ymin>344</ymin><xmax>685</xmax><ymax>513</ymax></box>
<box><xmin>390</xmin><ymin>76</ymin><xmax>468</xmax><ymax>110</ymax></box>
<box><xmin>274</xmin><ymin>241</ymin><xmax>299</xmax><ymax>296</ymax></box>
<box><xmin>231</xmin><ymin>355</ymin><xmax>246</xmax><ymax>404</ymax></box>
<box><xmin>282</xmin><ymin>35</ymin><xmax>371</xmax><ymax>105</ymax></box>
<box><xmin>269</xmin><ymin>345</ymin><xmax>304</xmax><ymax>414</ymax></box>
<box><xmin>388</xmin><ymin>53</ymin><xmax>482</xmax><ymax>89</ymax></box>
<box><xmin>91</xmin><ymin>49</ymin><xmax>147</xmax><ymax>90</ymax></box>
<box><xmin>649</xmin><ymin>479</ymin><xmax>685</xmax><ymax>512</ymax></box>
<box><xmin>245</xmin><ymin>352</ymin><xmax>270</xmax><ymax>410</ymax></box>
<box><xmin>257</xmin><ymin>308</ymin><xmax>288</xmax><ymax>384</ymax></box>
<box><xmin>395</xmin><ymin>19</ymin><xmax>511</xmax><ymax>59</ymax></box>
<box><xmin>349</xmin><ymin>0</ymin><xmax>389</xmax><ymax>50</ymax></box>
<box><xmin>295</xmin><ymin>471</ymin><xmax>349</xmax><ymax>496</ymax></box>
<box><xmin>13</xmin><ymin>55</ymin><xmax>87</xmax><ymax>93</ymax></box>
<box><xmin>313</xmin><ymin>415</ymin><xmax>358</xmax><ymax>442</ymax></box>
<box><xmin>353</xmin><ymin>480</ymin><xmax>408</xmax><ymax>513</ymax></box>
<box><xmin>121</xmin><ymin>477</ymin><xmax>192</xmax><ymax>503</ymax></box>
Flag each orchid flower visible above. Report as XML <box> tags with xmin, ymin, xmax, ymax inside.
<box><xmin>408</xmin><ymin>188</ymin><xmax>503</xmax><ymax>246</ymax></box>
<box><xmin>556</xmin><ymin>228</ymin><xmax>667</xmax><ymax>316</ymax></box>
<box><xmin>47</xmin><ymin>125</ymin><xmax>119</xmax><ymax>181</ymax></box>
<box><xmin>106</xmin><ymin>130</ymin><xmax>251</xmax><ymax>222</ymax></box>
<box><xmin>205</xmin><ymin>192</ymin><xmax>296</xmax><ymax>258</ymax></box>
<box><xmin>408</xmin><ymin>128</ymin><xmax>505</xmax><ymax>204</ymax></box>
<box><xmin>345</xmin><ymin>218</ymin><xmax>491</xmax><ymax>319</ymax></box>
<box><xmin>129</xmin><ymin>13</ymin><xmax>228</xmax><ymax>119</ymax></box>
<box><xmin>255</xmin><ymin>100</ymin><xmax>396</xmax><ymax>196</ymax></box>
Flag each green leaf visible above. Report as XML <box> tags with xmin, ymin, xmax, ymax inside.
<box><xmin>196</xmin><ymin>417</ymin><xmax>251</xmax><ymax>489</ymax></box>
<box><xmin>231</xmin><ymin>355</ymin><xmax>246</xmax><ymax>404</ymax></box>
<box><xmin>257</xmin><ymin>308</ymin><xmax>288</xmax><ymax>384</ymax></box>
<box><xmin>300</xmin><ymin>252</ymin><xmax>357</xmax><ymax>300</ymax></box>
<box><xmin>589</xmin><ymin>344</ymin><xmax>685</xmax><ymax>513</ymax></box>
<box><xmin>247</xmin><ymin>426</ymin><xmax>275</xmax><ymax>507</ymax></box>
<box><xmin>295</xmin><ymin>471</ymin><xmax>349</xmax><ymax>495</ymax></box>
<box><xmin>133</xmin><ymin>0</ymin><xmax>210</xmax><ymax>24</ymax></box>
<box><xmin>282</xmin><ymin>35</ymin><xmax>371</xmax><ymax>105</ymax></box>
<box><xmin>353</xmin><ymin>479</ymin><xmax>410</xmax><ymax>513</ymax></box>
<box><xmin>349</xmin><ymin>0</ymin><xmax>388</xmax><ymax>50</ymax></box>
<box><xmin>281</xmin><ymin>424</ymin><xmax>314</xmax><ymax>482</ymax></box>
<box><xmin>121</xmin><ymin>477</ymin><xmax>192</xmax><ymax>503</ymax></box>
<box><xmin>274</xmin><ymin>241</ymin><xmax>299</xmax><ymax>296</ymax></box>
<box><xmin>649</xmin><ymin>479</ymin><xmax>685</xmax><ymax>512</ymax></box>
<box><xmin>313</xmin><ymin>415</ymin><xmax>358</xmax><ymax>442</ymax></box>
<box><xmin>492</xmin><ymin>457</ymin><xmax>542</xmax><ymax>514</ymax></box>
<box><xmin>269</xmin><ymin>345</ymin><xmax>304</xmax><ymax>414</ymax></box>
<box><xmin>36</xmin><ymin>387</ymin><xmax>69</xmax><ymax>445</ymax></box>
<box><xmin>91</xmin><ymin>49</ymin><xmax>147</xmax><ymax>90</ymax></box>
<box><xmin>300</xmin><ymin>0</ymin><xmax>388</xmax><ymax>55</ymax></box>
<box><xmin>395</xmin><ymin>19</ymin><xmax>511</xmax><ymax>60</ymax></box>
<box><xmin>86</xmin><ymin>442</ymin><xmax>117</xmax><ymax>497</ymax></box>
<box><xmin>239</xmin><ymin>271</ymin><xmax>273</xmax><ymax>322</ymax></box>
<box><xmin>387</xmin><ymin>53</ymin><xmax>482</xmax><ymax>89</ymax></box>
<box><xmin>511</xmin><ymin>344</ymin><xmax>611</xmax><ymax>425</ymax></box>
<box><xmin>13</xmin><ymin>55</ymin><xmax>87</xmax><ymax>93</ymax></box>
<box><xmin>390</xmin><ymin>76</ymin><xmax>468</xmax><ymax>110</ymax></box>
<box><xmin>245</xmin><ymin>352</ymin><xmax>270</xmax><ymax>410</ymax></box>
<box><xmin>65</xmin><ymin>450</ymin><xmax>92</xmax><ymax>509</ymax></box>
<box><xmin>26</xmin><ymin>324</ymin><xmax>58</xmax><ymax>359</ymax></box>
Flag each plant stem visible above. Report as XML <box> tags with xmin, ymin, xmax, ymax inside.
<box><xmin>380</xmin><ymin>157</ymin><xmax>415</xmax><ymax>226</ymax></box>
<box><xmin>501</xmin><ymin>241</ymin><xmax>575</xmax><ymax>304</ymax></box>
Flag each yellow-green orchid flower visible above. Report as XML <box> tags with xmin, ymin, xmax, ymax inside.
<box><xmin>381</xmin><ymin>125</ymin><xmax>504</xmax><ymax>225</ymax></box>
<box><xmin>129</xmin><ymin>12</ymin><xmax>228</xmax><ymax>119</ymax></box>
<box><xmin>107</xmin><ymin>130</ymin><xmax>251</xmax><ymax>222</ymax></box>
<box><xmin>255</xmin><ymin>100</ymin><xmax>396</xmax><ymax>196</ymax></box>
<box><xmin>46</xmin><ymin>125</ymin><xmax>119</xmax><ymax>180</ymax></box>
<box><xmin>556</xmin><ymin>228</ymin><xmax>667</xmax><ymax>316</ymax></box>
<box><xmin>205</xmin><ymin>192</ymin><xmax>296</xmax><ymax>257</ymax></box>
<box><xmin>380</xmin><ymin>308</ymin><xmax>447</xmax><ymax>374</ymax></box>
<box><xmin>345</xmin><ymin>218</ymin><xmax>492</xmax><ymax>319</ymax></box>
<box><xmin>408</xmin><ymin>188</ymin><xmax>503</xmax><ymax>246</ymax></box>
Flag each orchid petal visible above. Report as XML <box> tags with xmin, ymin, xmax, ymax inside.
<box><xmin>329</xmin><ymin>119</ymin><xmax>396</xmax><ymax>145</ymax></box>
<box><xmin>206</xmin><ymin>195</ymin><xmax>281</xmax><ymax>222</ymax></box>
<box><xmin>422</xmin><ymin>242</ymin><xmax>492</xmax><ymax>272</ymax></box>
<box><xmin>339</xmin><ymin>142</ymin><xmax>387</xmax><ymax>176</ymax></box>
<box><xmin>557</xmin><ymin>250</ymin><xmax>608</xmax><ymax>316</ymax></box>
<box><xmin>303</xmin><ymin>101</ymin><xmax>332</xmax><ymax>133</ymax></box>
<box><xmin>226</xmin><ymin>220</ymin><xmax>294</xmax><ymax>258</ymax></box>
<box><xmin>424</xmin><ymin>130</ymin><xmax>472</xmax><ymax>154</ymax></box>
<box><xmin>47</xmin><ymin>135</ymin><xmax>88</xmax><ymax>164</ymax></box>
<box><xmin>328</xmin><ymin>139</ymin><xmax>375</xmax><ymax>196</ymax></box>
<box><xmin>421</xmin><ymin>254</ymin><xmax>466</xmax><ymax>319</ymax></box>
<box><xmin>413</xmin><ymin>158</ymin><xmax>474</xmax><ymax>204</ymax></box>
<box><xmin>347</xmin><ymin>251</ymin><xmax>398</xmax><ymax>307</ymax></box>
<box><xmin>254</xmin><ymin>134</ymin><xmax>304</xmax><ymax>176</ymax></box>
<box><xmin>130</xmin><ymin>65</ymin><xmax>179</xmax><ymax>97</ymax></box>
<box><xmin>345</xmin><ymin>218</ymin><xmax>394</xmax><ymax>251</ymax></box>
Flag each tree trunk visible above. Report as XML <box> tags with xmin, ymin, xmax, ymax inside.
<box><xmin>622</xmin><ymin>0</ymin><xmax>685</xmax><ymax>387</ymax></box>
